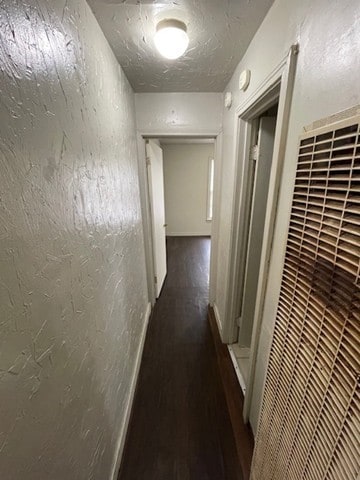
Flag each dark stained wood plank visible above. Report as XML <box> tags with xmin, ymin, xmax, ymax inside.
<box><xmin>118</xmin><ymin>236</ymin><xmax>243</xmax><ymax>480</ymax></box>
<box><xmin>208</xmin><ymin>307</ymin><xmax>254</xmax><ymax>480</ymax></box>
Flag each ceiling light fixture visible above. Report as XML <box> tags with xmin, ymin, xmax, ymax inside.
<box><xmin>154</xmin><ymin>19</ymin><xmax>189</xmax><ymax>60</ymax></box>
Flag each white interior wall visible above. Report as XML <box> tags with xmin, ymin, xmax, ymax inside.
<box><xmin>3</xmin><ymin>0</ymin><xmax>358</xmax><ymax>475</ymax></box>
<box><xmin>135</xmin><ymin>93</ymin><xmax>223</xmax><ymax>136</ymax></box>
<box><xmin>0</xmin><ymin>1</ymin><xmax>149</xmax><ymax>479</ymax></box>
<box><xmin>214</xmin><ymin>0</ymin><xmax>360</xmax><ymax>432</ymax></box>
<box><xmin>134</xmin><ymin>92</ymin><xmax>223</xmax><ymax>303</ymax></box>
<box><xmin>162</xmin><ymin>143</ymin><xmax>214</xmax><ymax>236</ymax></box>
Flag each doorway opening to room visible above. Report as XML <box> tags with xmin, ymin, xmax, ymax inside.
<box><xmin>222</xmin><ymin>45</ymin><xmax>298</xmax><ymax>434</ymax></box>
<box><xmin>143</xmin><ymin>137</ymin><xmax>216</xmax><ymax>301</ymax></box>
<box><xmin>230</xmin><ymin>102</ymin><xmax>279</xmax><ymax>394</ymax></box>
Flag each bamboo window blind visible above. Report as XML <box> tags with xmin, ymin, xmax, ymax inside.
<box><xmin>251</xmin><ymin>115</ymin><xmax>360</xmax><ymax>480</ymax></box>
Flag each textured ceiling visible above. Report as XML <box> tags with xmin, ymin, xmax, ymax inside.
<box><xmin>87</xmin><ymin>0</ymin><xmax>274</xmax><ymax>92</ymax></box>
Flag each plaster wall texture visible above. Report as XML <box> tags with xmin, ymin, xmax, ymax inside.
<box><xmin>215</xmin><ymin>0</ymin><xmax>360</xmax><ymax>431</ymax></box>
<box><xmin>134</xmin><ymin>92</ymin><xmax>223</xmax><ymax>136</ymax></box>
<box><xmin>0</xmin><ymin>1</ymin><xmax>148</xmax><ymax>478</ymax></box>
<box><xmin>162</xmin><ymin>143</ymin><xmax>214</xmax><ymax>236</ymax></box>
<box><xmin>88</xmin><ymin>0</ymin><xmax>274</xmax><ymax>93</ymax></box>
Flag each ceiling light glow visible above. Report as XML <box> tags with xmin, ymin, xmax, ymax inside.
<box><xmin>154</xmin><ymin>19</ymin><xmax>189</xmax><ymax>60</ymax></box>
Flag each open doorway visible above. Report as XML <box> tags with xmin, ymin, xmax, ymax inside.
<box><xmin>144</xmin><ymin>137</ymin><xmax>216</xmax><ymax>300</ymax></box>
<box><xmin>230</xmin><ymin>103</ymin><xmax>279</xmax><ymax>395</ymax></box>
<box><xmin>222</xmin><ymin>45</ymin><xmax>298</xmax><ymax>434</ymax></box>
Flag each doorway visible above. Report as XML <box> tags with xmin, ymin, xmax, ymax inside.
<box><xmin>143</xmin><ymin>136</ymin><xmax>216</xmax><ymax>302</ymax></box>
<box><xmin>231</xmin><ymin>103</ymin><xmax>279</xmax><ymax>394</ymax></box>
<box><xmin>222</xmin><ymin>45</ymin><xmax>298</xmax><ymax>433</ymax></box>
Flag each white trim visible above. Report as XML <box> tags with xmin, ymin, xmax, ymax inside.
<box><xmin>235</xmin><ymin>49</ymin><xmax>292</xmax><ymax>117</ymax></box>
<box><xmin>223</xmin><ymin>118</ymin><xmax>255</xmax><ymax>342</ymax></box>
<box><xmin>226</xmin><ymin>108</ymin><xmax>280</xmax><ymax>344</ymax></box>
<box><xmin>243</xmin><ymin>44</ymin><xmax>299</xmax><ymax>424</ymax></box>
<box><xmin>166</xmin><ymin>232</ymin><xmax>211</xmax><ymax>237</ymax></box>
<box><xmin>221</xmin><ymin>45</ymin><xmax>299</xmax><ymax>424</ymax></box>
<box><xmin>160</xmin><ymin>138</ymin><xmax>215</xmax><ymax>145</ymax></box>
<box><xmin>212</xmin><ymin>302</ymin><xmax>223</xmax><ymax>331</ymax></box>
<box><xmin>137</xmin><ymin>133</ymin><xmax>157</xmax><ymax>305</ymax></box>
<box><xmin>209</xmin><ymin>132</ymin><xmax>223</xmax><ymax>306</ymax></box>
<box><xmin>222</xmin><ymin>86</ymin><xmax>282</xmax><ymax>343</ymax></box>
<box><xmin>228</xmin><ymin>345</ymin><xmax>247</xmax><ymax>395</ymax></box>
<box><xmin>206</xmin><ymin>156</ymin><xmax>215</xmax><ymax>221</ymax></box>
<box><xmin>140</xmin><ymin>131</ymin><xmax>219</xmax><ymax>138</ymax></box>
<box><xmin>137</xmin><ymin>131</ymin><xmax>222</xmax><ymax>307</ymax></box>
<box><xmin>110</xmin><ymin>302</ymin><xmax>152</xmax><ymax>480</ymax></box>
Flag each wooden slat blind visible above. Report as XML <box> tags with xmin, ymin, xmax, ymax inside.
<box><xmin>251</xmin><ymin>116</ymin><xmax>360</xmax><ymax>480</ymax></box>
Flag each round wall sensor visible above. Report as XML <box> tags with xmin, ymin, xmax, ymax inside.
<box><xmin>239</xmin><ymin>69</ymin><xmax>251</xmax><ymax>91</ymax></box>
<box><xmin>224</xmin><ymin>92</ymin><xmax>232</xmax><ymax>109</ymax></box>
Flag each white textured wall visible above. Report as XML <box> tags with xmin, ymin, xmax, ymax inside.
<box><xmin>135</xmin><ymin>92</ymin><xmax>223</xmax><ymax>135</ymax></box>
<box><xmin>214</xmin><ymin>0</ymin><xmax>360</xmax><ymax>431</ymax></box>
<box><xmin>0</xmin><ymin>1</ymin><xmax>148</xmax><ymax>479</ymax></box>
<box><xmin>162</xmin><ymin>143</ymin><xmax>214</xmax><ymax>236</ymax></box>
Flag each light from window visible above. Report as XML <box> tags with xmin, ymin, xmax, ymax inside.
<box><xmin>207</xmin><ymin>157</ymin><xmax>215</xmax><ymax>221</ymax></box>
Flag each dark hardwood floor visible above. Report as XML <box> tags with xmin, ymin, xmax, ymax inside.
<box><xmin>118</xmin><ymin>236</ymin><xmax>243</xmax><ymax>480</ymax></box>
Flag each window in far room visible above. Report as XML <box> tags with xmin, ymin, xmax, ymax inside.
<box><xmin>207</xmin><ymin>157</ymin><xmax>215</xmax><ymax>221</ymax></box>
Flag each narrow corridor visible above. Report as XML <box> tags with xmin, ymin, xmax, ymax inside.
<box><xmin>119</xmin><ymin>237</ymin><xmax>242</xmax><ymax>480</ymax></box>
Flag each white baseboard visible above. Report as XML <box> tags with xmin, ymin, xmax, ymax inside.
<box><xmin>228</xmin><ymin>345</ymin><xmax>247</xmax><ymax>395</ymax></box>
<box><xmin>110</xmin><ymin>302</ymin><xmax>151</xmax><ymax>480</ymax></box>
<box><xmin>212</xmin><ymin>302</ymin><xmax>233</xmax><ymax>345</ymax></box>
<box><xmin>166</xmin><ymin>232</ymin><xmax>211</xmax><ymax>237</ymax></box>
<box><xmin>212</xmin><ymin>302</ymin><xmax>223</xmax><ymax>334</ymax></box>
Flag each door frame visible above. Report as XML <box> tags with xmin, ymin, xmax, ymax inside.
<box><xmin>145</xmin><ymin>140</ymin><xmax>167</xmax><ymax>297</ymax></box>
<box><xmin>237</xmin><ymin>115</ymin><xmax>277</xmax><ymax>348</ymax></box>
<box><xmin>137</xmin><ymin>131</ymin><xmax>222</xmax><ymax>306</ymax></box>
<box><xmin>222</xmin><ymin>44</ymin><xmax>299</xmax><ymax>422</ymax></box>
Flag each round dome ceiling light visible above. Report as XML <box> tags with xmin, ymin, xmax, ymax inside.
<box><xmin>154</xmin><ymin>19</ymin><xmax>189</xmax><ymax>60</ymax></box>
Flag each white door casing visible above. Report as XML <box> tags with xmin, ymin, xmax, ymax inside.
<box><xmin>220</xmin><ymin>45</ymin><xmax>298</xmax><ymax>426</ymax></box>
<box><xmin>238</xmin><ymin>117</ymin><xmax>277</xmax><ymax>347</ymax></box>
<box><xmin>146</xmin><ymin>140</ymin><xmax>167</xmax><ymax>297</ymax></box>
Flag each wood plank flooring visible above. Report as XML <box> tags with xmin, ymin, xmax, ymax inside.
<box><xmin>208</xmin><ymin>308</ymin><xmax>254</xmax><ymax>479</ymax></box>
<box><xmin>118</xmin><ymin>236</ymin><xmax>243</xmax><ymax>480</ymax></box>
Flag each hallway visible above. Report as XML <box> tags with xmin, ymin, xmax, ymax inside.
<box><xmin>119</xmin><ymin>237</ymin><xmax>243</xmax><ymax>480</ymax></box>
<box><xmin>1</xmin><ymin>2</ymin><xmax>359</xmax><ymax>478</ymax></box>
